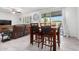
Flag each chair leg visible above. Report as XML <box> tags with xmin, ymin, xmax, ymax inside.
<box><xmin>38</xmin><ymin>40</ymin><xmax>40</xmax><ymax>48</ymax></box>
<box><xmin>50</xmin><ymin>37</ymin><xmax>52</xmax><ymax>51</ymax></box>
<box><xmin>30</xmin><ymin>34</ymin><xmax>33</xmax><ymax>45</ymax></box>
<box><xmin>38</xmin><ymin>43</ymin><xmax>39</xmax><ymax>48</ymax></box>
<box><xmin>41</xmin><ymin>37</ymin><xmax>44</xmax><ymax>49</ymax></box>
<box><xmin>57</xmin><ymin>33</ymin><xmax>60</xmax><ymax>47</ymax></box>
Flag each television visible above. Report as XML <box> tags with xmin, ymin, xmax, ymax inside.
<box><xmin>0</xmin><ymin>20</ymin><xmax>11</xmax><ymax>25</ymax></box>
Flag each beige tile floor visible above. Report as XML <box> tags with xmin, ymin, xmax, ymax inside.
<box><xmin>0</xmin><ymin>35</ymin><xmax>79</xmax><ymax>51</ymax></box>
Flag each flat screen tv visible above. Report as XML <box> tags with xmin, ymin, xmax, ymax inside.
<box><xmin>0</xmin><ymin>20</ymin><xmax>11</xmax><ymax>25</ymax></box>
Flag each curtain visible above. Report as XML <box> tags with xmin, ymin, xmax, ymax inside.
<box><xmin>62</xmin><ymin>7</ymin><xmax>77</xmax><ymax>37</ymax></box>
<box><xmin>62</xmin><ymin>8</ymin><xmax>70</xmax><ymax>37</ymax></box>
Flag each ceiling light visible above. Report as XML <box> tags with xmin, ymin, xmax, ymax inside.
<box><xmin>12</xmin><ymin>11</ymin><xmax>16</xmax><ymax>14</ymax></box>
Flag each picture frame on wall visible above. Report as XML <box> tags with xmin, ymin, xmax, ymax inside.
<box><xmin>19</xmin><ymin>16</ymin><xmax>32</xmax><ymax>24</ymax></box>
<box><xmin>26</xmin><ymin>16</ymin><xmax>31</xmax><ymax>24</ymax></box>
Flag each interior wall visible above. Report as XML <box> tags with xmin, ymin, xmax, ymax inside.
<box><xmin>76</xmin><ymin>8</ymin><xmax>79</xmax><ymax>39</ymax></box>
<box><xmin>20</xmin><ymin>8</ymin><xmax>62</xmax><ymax>23</ymax></box>
<box><xmin>21</xmin><ymin>12</ymin><xmax>41</xmax><ymax>23</ymax></box>
<box><xmin>0</xmin><ymin>12</ymin><xmax>20</xmax><ymax>25</ymax></box>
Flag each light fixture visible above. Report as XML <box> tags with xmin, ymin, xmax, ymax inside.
<box><xmin>12</xmin><ymin>11</ymin><xmax>16</xmax><ymax>14</ymax></box>
<box><xmin>11</xmin><ymin>8</ymin><xmax>23</xmax><ymax>14</ymax></box>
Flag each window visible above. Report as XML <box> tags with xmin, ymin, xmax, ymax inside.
<box><xmin>40</xmin><ymin>11</ymin><xmax>63</xmax><ymax>25</ymax></box>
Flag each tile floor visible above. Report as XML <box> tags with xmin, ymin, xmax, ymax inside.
<box><xmin>0</xmin><ymin>35</ymin><xmax>79</xmax><ymax>51</ymax></box>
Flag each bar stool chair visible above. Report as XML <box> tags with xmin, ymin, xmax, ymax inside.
<box><xmin>41</xmin><ymin>26</ymin><xmax>54</xmax><ymax>51</ymax></box>
<box><xmin>30</xmin><ymin>23</ymin><xmax>42</xmax><ymax>47</ymax></box>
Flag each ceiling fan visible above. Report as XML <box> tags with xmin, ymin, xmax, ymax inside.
<box><xmin>11</xmin><ymin>8</ymin><xmax>22</xmax><ymax>14</ymax></box>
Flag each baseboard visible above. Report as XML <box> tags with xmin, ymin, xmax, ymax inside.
<box><xmin>63</xmin><ymin>35</ymin><xmax>77</xmax><ymax>39</ymax></box>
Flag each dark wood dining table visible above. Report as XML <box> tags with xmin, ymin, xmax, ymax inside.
<box><xmin>30</xmin><ymin>25</ymin><xmax>59</xmax><ymax>51</ymax></box>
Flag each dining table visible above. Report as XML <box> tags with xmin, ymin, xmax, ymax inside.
<box><xmin>30</xmin><ymin>25</ymin><xmax>59</xmax><ymax>51</ymax></box>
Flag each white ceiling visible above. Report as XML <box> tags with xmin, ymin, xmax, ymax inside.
<box><xmin>0</xmin><ymin>7</ymin><xmax>62</xmax><ymax>14</ymax></box>
<box><xmin>0</xmin><ymin>7</ymin><xmax>46</xmax><ymax>13</ymax></box>
<box><xmin>20</xmin><ymin>7</ymin><xmax>47</xmax><ymax>13</ymax></box>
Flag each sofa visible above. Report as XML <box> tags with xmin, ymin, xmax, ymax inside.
<box><xmin>11</xmin><ymin>24</ymin><xmax>30</xmax><ymax>39</ymax></box>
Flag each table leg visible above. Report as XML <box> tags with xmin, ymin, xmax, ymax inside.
<box><xmin>30</xmin><ymin>33</ymin><xmax>33</xmax><ymax>45</ymax></box>
<box><xmin>57</xmin><ymin>31</ymin><xmax>60</xmax><ymax>47</ymax></box>
<box><xmin>53</xmin><ymin>29</ymin><xmax>56</xmax><ymax>51</ymax></box>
